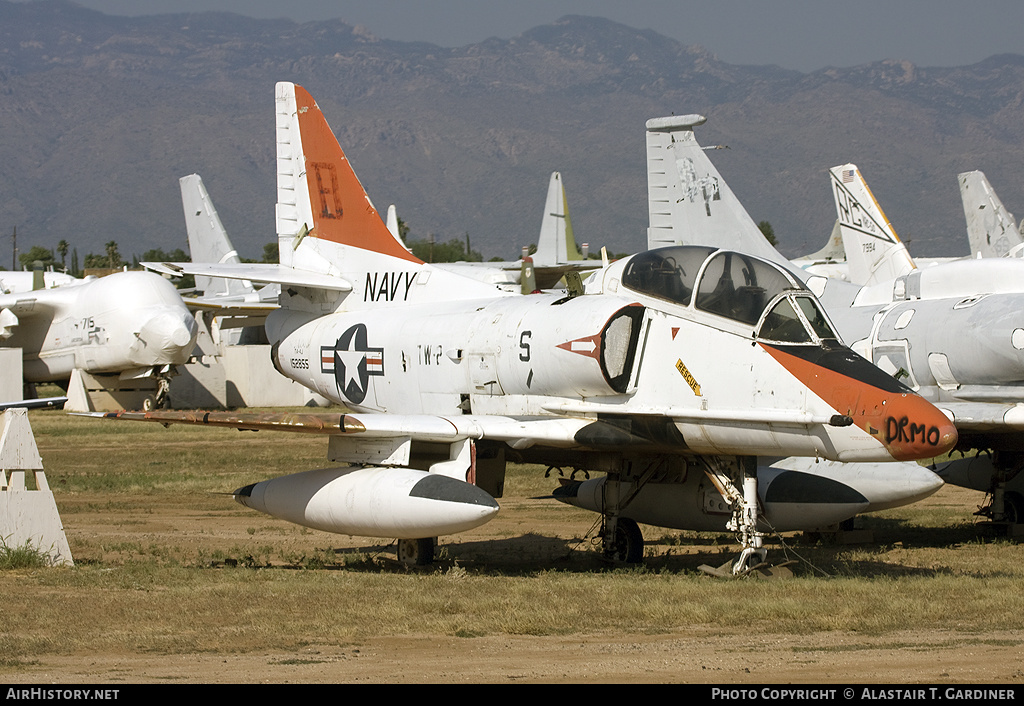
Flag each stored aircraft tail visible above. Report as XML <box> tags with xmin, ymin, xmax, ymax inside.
<box><xmin>959</xmin><ymin>170</ymin><xmax>1023</xmax><ymax>258</ymax></box>
<box><xmin>645</xmin><ymin>115</ymin><xmax>792</xmax><ymax>269</ymax></box>
<box><xmin>272</xmin><ymin>82</ymin><xmax>501</xmax><ymax>308</ymax></box>
<box><xmin>179</xmin><ymin>174</ymin><xmax>254</xmax><ymax>299</ymax></box>
<box><xmin>534</xmin><ymin>172</ymin><xmax>584</xmax><ymax>266</ymax></box>
<box><xmin>828</xmin><ymin>164</ymin><xmax>915</xmax><ymax>286</ymax></box>
<box><xmin>275</xmin><ymin>82</ymin><xmax>422</xmax><ymax>272</ymax></box>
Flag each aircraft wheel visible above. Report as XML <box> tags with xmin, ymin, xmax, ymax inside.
<box><xmin>397</xmin><ymin>537</ymin><xmax>435</xmax><ymax>566</ymax></box>
<box><xmin>142</xmin><ymin>395</ymin><xmax>156</xmax><ymax>412</ymax></box>
<box><xmin>1003</xmin><ymin>492</ymin><xmax>1024</xmax><ymax>525</ymax></box>
<box><xmin>603</xmin><ymin>517</ymin><xmax>644</xmax><ymax>564</ymax></box>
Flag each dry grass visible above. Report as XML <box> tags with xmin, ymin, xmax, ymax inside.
<box><xmin>2</xmin><ymin>408</ymin><xmax>1023</xmax><ymax>664</ymax></box>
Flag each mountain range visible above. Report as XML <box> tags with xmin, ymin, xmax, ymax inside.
<box><xmin>1</xmin><ymin>0</ymin><xmax>1023</xmax><ymax>264</ymax></box>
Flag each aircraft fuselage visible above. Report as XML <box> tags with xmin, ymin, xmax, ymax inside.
<box><xmin>2</xmin><ymin>271</ymin><xmax>199</xmax><ymax>381</ymax></box>
<box><xmin>269</xmin><ymin>279</ymin><xmax>954</xmax><ymax>464</ymax></box>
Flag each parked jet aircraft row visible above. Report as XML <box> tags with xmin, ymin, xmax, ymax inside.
<box><xmin>39</xmin><ymin>79</ymin><xmax>1003</xmax><ymax>577</ymax></box>
<box><xmin>6</xmin><ymin>82</ymin><xmax>1021</xmax><ymax>571</ymax></box>
<box><xmin>0</xmin><ymin>164</ymin><xmax>590</xmax><ymax>411</ymax></box>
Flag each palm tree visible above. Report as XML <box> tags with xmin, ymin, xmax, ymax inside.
<box><xmin>57</xmin><ymin>239</ymin><xmax>69</xmax><ymax>271</ymax></box>
<box><xmin>105</xmin><ymin>240</ymin><xmax>121</xmax><ymax>270</ymax></box>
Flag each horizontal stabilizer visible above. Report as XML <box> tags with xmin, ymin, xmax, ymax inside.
<box><xmin>142</xmin><ymin>262</ymin><xmax>352</xmax><ymax>292</ymax></box>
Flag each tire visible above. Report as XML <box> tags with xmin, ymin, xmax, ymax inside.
<box><xmin>604</xmin><ymin>517</ymin><xmax>644</xmax><ymax>564</ymax></box>
<box><xmin>1003</xmin><ymin>492</ymin><xmax>1024</xmax><ymax>525</ymax></box>
<box><xmin>397</xmin><ymin>537</ymin><xmax>435</xmax><ymax>566</ymax></box>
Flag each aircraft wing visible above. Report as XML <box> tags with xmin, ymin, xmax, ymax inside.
<box><xmin>76</xmin><ymin>409</ymin><xmax>593</xmax><ymax>446</ymax></box>
<box><xmin>142</xmin><ymin>262</ymin><xmax>352</xmax><ymax>293</ymax></box>
<box><xmin>79</xmin><ymin>404</ymin><xmax>855</xmax><ymax>451</ymax></box>
<box><xmin>935</xmin><ymin>401</ymin><xmax>1024</xmax><ymax>433</ymax></box>
<box><xmin>499</xmin><ymin>262</ymin><xmax>602</xmax><ymax>291</ymax></box>
<box><xmin>0</xmin><ymin>291</ymin><xmax>65</xmax><ymax>317</ymax></box>
<box><xmin>179</xmin><ymin>296</ymin><xmax>278</xmax><ymax>315</ymax></box>
<box><xmin>0</xmin><ymin>397</ymin><xmax>67</xmax><ymax>411</ymax></box>
<box><xmin>0</xmin><ymin>290</ymin><xmax>69</xmax><ymax>338</ymax></box>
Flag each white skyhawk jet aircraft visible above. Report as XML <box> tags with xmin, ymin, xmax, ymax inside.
<box><xmin>643</xmin><ymin>114</ymin><xmax>1024</xmax><ymax>527</ymax></box>
<box><xmin>109</xmin><ymin>83</ymin><xmax>956</xmax><ymax>573</ymax></box>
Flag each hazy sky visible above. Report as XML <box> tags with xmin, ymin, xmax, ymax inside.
<box><xmin>60</xmin><ymin>0</ymin><xmax>1024</xmax><ymax>73</ymax></box>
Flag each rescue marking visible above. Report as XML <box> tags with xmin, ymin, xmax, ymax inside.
<box><xmin>675</xmin><ymin>359</ymin><xmax>702</xmax><ymax>396</ymax></box>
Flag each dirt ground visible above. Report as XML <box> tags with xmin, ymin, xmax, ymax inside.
<box><xmin>16</xmin><ymin>628</ymin><xmax>1024</xmax><ymax>684</ymax></box>
<box><xmin>6</xmin><ymin>479</ymin><xmax>1024</xmax><ymax>685</ymax></box>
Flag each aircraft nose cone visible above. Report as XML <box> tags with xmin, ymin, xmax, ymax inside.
<box><xmin>876</xmin><ymin>393</ymin><xmax>958</xmax><ymax>461</ymax></box>
<box><xmin>232</xmin><ymin>482</ymin><xmax>267</xmax><ymax>513</ymax></box>
<box><xmin>133</xmin><ymin>311</ymin><xmax>199</xmax><ymax>364</ymax></box>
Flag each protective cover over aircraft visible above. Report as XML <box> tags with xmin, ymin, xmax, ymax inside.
<box><xmin>644</xmin><ymin>114</ymin><xmax>1024</xmax><ymax>526</ymax></box>
<box><xmin>121</xmin><ymin>83</ymin><xmax>956</xmax><ymax>572</ymax></box>
<box><xmin>0</xmin><ymin>270</ymin><xmax>199</xmax><ymax>404</ymax></box>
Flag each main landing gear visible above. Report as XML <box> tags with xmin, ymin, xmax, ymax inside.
<box><xmin>397</xmin><ymin>537</ymin><xmax>436</xmax><ymax>567</ymax></box>
<box><xmin>592</xmin><ymin>455</ymin><xmax>788</xmax><ymax>576</ymax></box>
<box><xmin>695</xmin><ymin>456</ymin><xmax>778</xmax><ymax>576</ymax></box>
<box><xmin>601</xmin><ymin>516</ymin><xmax>644</xmax><ymax>564</ymax></box>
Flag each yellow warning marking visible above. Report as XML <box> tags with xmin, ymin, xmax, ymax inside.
<box><xmin>675</xmin><ymin>359</ymin><xmax>701</xmax><ymax>396</ymax></box>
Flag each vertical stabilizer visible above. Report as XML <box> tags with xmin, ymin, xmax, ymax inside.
<box><xmin>534</xmin><ymin>172</ymin><xmax>582</xmax><ymax>266</ymax></box>
<box><xmin>803</xmin><ymin>220</ymin><xmax>845</xmax><ymax>263</ymax></box>
<box><xmin>829</xmin><ymin>164</ymin><xmax>915</xmax><ymax>285</ymax></box>
<box><xmin>645</xmin><ymin>115</ymin><xmax>789</xmax><ymax>269</ymax></box>
<box><xmin>179</xmin><ymin>174</ymin><xmax>252</xmax><ymax>298</ymax></box>
<box><xmin>959</xmin><ymin>171</ymin><xmax>1023</xmax><ymax>258</ymax></box>
<box><xmin>386</xmin><ymin>204</ymin><xmax>401</xmax><ymax>241</ymax></box>
<box><xmin>271</xmin><ymin>83</ymin><xmax>503</xmax><ymax>309</ymax></box>
<box><xmin>274</xmin><ymin>82</ymin><xmax>421</xmax><ymax>274</ymax></box>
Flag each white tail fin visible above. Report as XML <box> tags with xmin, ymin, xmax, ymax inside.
<box><xmin>645</xmin><ymin>115</ymin><xmax>791</xmax><ymax>269</ymax></box>
<box><xmin>959</xmin><ymin>170</ymin><xmax>1023</xmax><ymax>258</ymax></box>
<box><xmin>272</xmin><ymin>82</ymin><xmax>502</xmax><ymax>307</ymax></box>
<box><xmin>534</xmin><ymin>172</ymin><xmax>583</xmax><ymax>266</ymax></box>
<box><xmin>386</xmin><ymin>204</ymin><xmax>401</xmax><ymax>241</ymax></box>
<box><xmin>802</xmin><ymin>220</ymin><xmax>845</xmax><ymax>263</ymax></box>
<box><xmin>790</xmin><ymin>221</ymin><xmax>850</xmax><ymax>281</ymax></box>
<box><xmin>179</xmin><ymin>174</ymin><xmax>253</xmax><ymax>298</ymax></box>
<box><xmin>275</xmin><ymin>82</ymin><xmax>420</xmax><ymax>274</ymax></box>
<box><xmin>829</xmin><ymin>164</ymin><xmax>915</xmax><ymax>285</ymax></box>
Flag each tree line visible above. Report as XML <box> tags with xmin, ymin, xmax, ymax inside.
<box><xmin>6</xmin><ymin>240</ymin><xmax>279</xmax><ymax>281</ymax></box>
